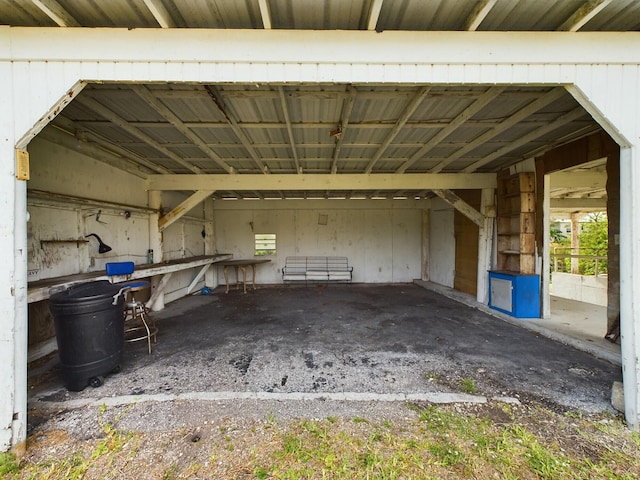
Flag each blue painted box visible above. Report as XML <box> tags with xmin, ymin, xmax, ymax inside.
<box><xmin>488</xmin><ymin>271</ymin><xmax>540</xmax><ymax>318</ymax></box>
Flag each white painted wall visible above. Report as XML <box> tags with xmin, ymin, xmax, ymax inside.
<box><xmin>213</xmin><ymin>199</ymin><xmax>425</xmax><ymax>284</ymax></box>
<box><xmin>552</xmin><ymin>272</ymin><xmax>608</xmax><ymax>306</ymax></box>
<box><xmin>429</xmin><ymin>199</ymin><xmax>455</xmax><ymax>288</ymax></box>
<box><xmin>27</xmin><ymin>136</ymin><xmax>151</xmax><ymax>278</ymax></box>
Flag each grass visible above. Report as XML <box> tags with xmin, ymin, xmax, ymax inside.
<box><xmin>3</xmin><ymin>401</ymin><xmax>640</xmax><ymax>479</ymax></box>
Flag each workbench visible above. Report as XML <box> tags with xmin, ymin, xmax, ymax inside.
<box><xmin>28</xmin><ymin>254</ymin><xmax>232</xmax><ymax>305</ymax></box>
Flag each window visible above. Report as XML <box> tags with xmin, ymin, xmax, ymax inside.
<box><xmin>254</xmin><ymin>233</ymin><xmax>276</xmax><ymax>256</ymax></box>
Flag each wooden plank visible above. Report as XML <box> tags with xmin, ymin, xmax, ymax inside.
<box><xmin>186</xmin><ymin>264</ymin><xmax>211</xmax><ymax>294</ymax></box>
<box><xmin>147</xmin><ymin>173</ymin><xmax>497</xmax><ymax>192</ymax></box>
<box><xmin>158</xmin><ymin>190</ymin><xmax>215</xmax><ymax>232</ymax></box>
<box><xmin>146</xmin><ymin>272</ymin><xmax>173</xmax><ymax>311</ymax></box>
<box><xmin>433</xmin><ymin>189</ymin><xmax>484</xmax><ymax>228</ymax></box>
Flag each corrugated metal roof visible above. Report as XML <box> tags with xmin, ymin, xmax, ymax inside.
<box><xmin>1</xmin><ymin>0</ymin><xmax>638</xmax><ymax>30</ymax></box>
<box><xmin>3</xmin><ymin>0</ymin><xmax>627</xmax><ymax>199</ymax></box>
<box><xmin>47</xmin><ymin>82</ymin><xmax>602</xmax><ymax>194</ymax></box>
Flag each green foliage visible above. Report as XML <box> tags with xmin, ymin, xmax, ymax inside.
<box><xmin>578</xmin><ymin>214</ymin><xmax>608</xmax><ymax>275</ymax></box>
<box><xmin>460</xmin><ymin>378</ymin><xmax>477</xmax><ymax>394</ymax></box>
<box><xmin>0</xmin><ymin>452</ymin><xmax>20</xmax><ymax>475</ymax></box>
<box><xmin>551</xmin><ymin>213</ymin><xmax>608</xmax><ymax>275</ymax></box>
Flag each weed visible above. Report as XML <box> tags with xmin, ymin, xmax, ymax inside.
<box><xmin>428</xmin><ymin>440</ymin><xmax>466</xmax><ymax>466</ymax></box>
<box><xmin>460</xmin><ymin>377</ymin><xmax>477</xmax><ymax>394</ymax></box>
<box><xmin>161</xmin><ymin>464</ymin><xmax>178</xmax><ymax>480</ymax></box>
<box><xmin>425</xmin><ymin>371</ymin><xmax>442</xmax><ymax>382</ymax></box>
<box><xmin>353</xmin><ymin>417</ymin><xmax>367</xmax><ymax>424</ymax></box>
<box><xmin>0</xmin><ymin>452</ymin><xmax>20</xmax><ymax>475</ymax></box>
<box><xmin>254</xmin><ymin>466</ymin><xmax>269</xmax><ymax>479</ymax></box>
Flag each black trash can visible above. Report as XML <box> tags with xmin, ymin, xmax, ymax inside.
<box><xmin>49</xmin><ymin>280</ymin><xmax>126</xmax><ymax>391</ymax></box>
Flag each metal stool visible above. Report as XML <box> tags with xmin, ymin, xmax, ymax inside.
<box><xmin>106</xmin><ymin>262</ymin><xmax>158</xmax><ymax>354</ymax></box>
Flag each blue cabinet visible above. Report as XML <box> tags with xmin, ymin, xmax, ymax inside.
<box><xmin>488</xmin><ymin>271</ymin><xmax>540</xmax><ymax>318</ymax></box>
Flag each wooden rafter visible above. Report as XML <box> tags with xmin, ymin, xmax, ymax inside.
<box><xmin>131</xmin><ymin>85</ymin><xmax>235</xmax><ymax>174</ymax></box>
<box><xmin>331</xmin><ymin>85</ymin><xmax>357</xmax><ymax>174</ymax></box>
<box><xmin>431</xmin><ymin>87</ymin><xmax>566</xmax><ymax>173</ymax></box>
<box><xmin>204</xmin><ymin>86</ymin><xmax>268</xmax><ymax>173</ymax></box>
<box><xmin>396</xmin><ymin>86</ymin><xmax>504</xmax><ymax>174</ymax></box>
<box><xmin>31</xmin><ymin>0</ymin><xmax>79</xmax><ymax>27</ymax></box>
<box><xmin>432</xmin><ymin>189</ymin><xmax>484</xmax><ymax>228</ymax></box>
<box><xmin>278</xmin><ymin>86</ymin><xmax>301</xmax><ymax>173</ymax></box>
<box><xmin>364</xmin><ymin>86</ymin><xmax>431</xmax><ymax>174</ymax></box>
<box><xmin>78</xmin><ymin>95</ymin><xmax>203</xmax><ymax>174</ymax></box>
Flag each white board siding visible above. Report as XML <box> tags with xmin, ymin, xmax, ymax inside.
<box><xmin>213</xmin><ymin>201</ymin><xmax>422</xmax><ymax>284</ymax></box>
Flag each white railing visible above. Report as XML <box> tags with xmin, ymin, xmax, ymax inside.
<box><xmin>551</xmin><ymin>247</ymin><xmax>607</xmax><ymax>277</ymax></box>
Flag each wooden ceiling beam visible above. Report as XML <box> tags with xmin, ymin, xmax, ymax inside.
<box><xmin>147</xmin><ymin>173</ymin><xmax>496</xmax><ymax>191</ymax></box>
<box><xmin>77</xmin><ymin>95</ymin><xmax>203</xmax><ymax>174</ymax></box>
<box><xmin>364</xmin><ymin>86</ymin><xmax>431</xmax><ymax>174</ymax></box>
<box><xmin>131</xmin><ymin>85</ymin><xmax>235</xmax><ymax>174</ymax></box>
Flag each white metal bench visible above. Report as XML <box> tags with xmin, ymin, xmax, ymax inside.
<box><xmin>282</xmin><ymin>256</ymin><xmax>353</xmax><ymax>283</ymax></box>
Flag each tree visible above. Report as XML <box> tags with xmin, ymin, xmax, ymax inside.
<box><xmin>578</xmin><ymin>212</ymin><xmax>608</xmax><ymax>275</ymax></box>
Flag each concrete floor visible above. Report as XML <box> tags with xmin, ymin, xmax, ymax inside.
<box><xmin>30</xmin><ymin>283</ymin><xmax>622</xmax><ymax>423</ymax></box>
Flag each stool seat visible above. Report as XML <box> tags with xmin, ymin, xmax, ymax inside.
<box><xmin>122</xmin><ymin>280</ymin><xmax>150</xmax><ymax>291</ymax></box>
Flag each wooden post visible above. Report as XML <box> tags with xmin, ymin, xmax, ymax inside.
<box><xmin>542</xmin><ymin>175</ymin><xmax>551</xmax><ymax>318</ymax></box>
<box><xmin>422</xmin><ymin>208</ymin><xmax>430</xmax><ymax>281</ymax></box>
<box><xmin>476</xmin><ymin>189</ymin><xmax>495</xmax><ymax>304</ymax></box>
<box><xmin>571</xmin><ymin>213</ymin><xmax>580</xmax><ymax>274</ymax></box>
<box><xmin>148</xmin><ymin>190</ymin><xmax>164</xmax><ymax>311</ymax></box>
<box><xmin>204</xmin><ymin>197</ymin><xmax>217</xmax><ymax>288</ymax></box>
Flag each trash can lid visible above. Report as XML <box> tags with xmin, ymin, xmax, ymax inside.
<box><xmin>50</xmin><ymin>280</ymin><xmax>122</xmax><ymax>304</ymax></box>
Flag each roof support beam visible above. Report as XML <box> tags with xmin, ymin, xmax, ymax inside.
<box><xmin>550</xmin><ymin>172</ymin><xmax>607</xmax><ymax>189</ymax></box>
<box><xmin>277</xmin><ymin>86</ymin><xmax>301</xmax><ymax>173</ymax></box>
<box><xmin>158</xmin><ymin>190</ymin><xmax>214</xmax><ymax>232</ymax></box>
<box><xmin>258</xmin><ymin>0</ymin><xmax>272</xmax><ymax>29</ymax></box>
<box><xmin>204</xmin><ymin>86</ymin><xmax>268</xmax><ymax>173</ymax></box>
<box><xmin>39</xmin><ymin>126</ymin><xmax>152</xmax><ymax>178</ymax></box>
<box><xmin>367</xmin><ymin>0</ymin><xmax>384</xmax><ymax>31</ymax></box>
<box><xmin>432</xmin><ymin>189</ymin><xmax>484</xmax><ymax>227</ymax></box>
<box><xmin>550</xmin><ymin>197</ymin><xmax>607</xmax><ymax>210</ymax></box>
<box><xmin>143</xmin><ymin>0</ymin><xmax>177</xmax><ymax>28</ymax></box>
<box><xmin>146</xmin><ymin>173</ymin><xmax>496</xmax><ymax>192</ymax></box>
<box><xmin>431</xmin><ymin>87</ymin><xmax>566</xmax><ymax>173</ymax></box>
<box><xmin>464</xmin><ymin>107</ymin><xmax>587</xmax><ymax>172</ymax></box>
<box><xmin>331</xmin><ymin>86</ymin><xmax>357</xmax><ymax>174</ymax></box>
<box><xmin>559</xmin><ymin>0</ymin><xmax>612</xmax><ymax>32</ymax></box>
<box><xmin>77</xmin><ymin>95</ymin><xmax>203</xmax><ymax>174</ymax></box>
<box><xmin>396</xmin><ymin>86</ymin><xmax>504</xmax><ymax>173</ymax></box>
<box><xmin>364</xmin><ymin>86</ymin><xmax>431</xmax><ymax>174</ymax></box>
<box><xmin>464</xmin><ymin>0</ymin><xmax>497</xmax><ymax>31</ymax></box>
<box><xmin>52</xmin><ymin>115</ymin><xmax>173</xmax><ymax>174</ymax></box>
<box><xmin>131</xmin><ymin>85</ymin><xmax>235</xmax><ymax>174</ymax></box>
<box><xmin>31</xmin><ymin>0</ymin><xmax>79</xmax><ymax>27</ymax></box>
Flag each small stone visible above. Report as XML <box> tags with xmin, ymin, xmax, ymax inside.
<box><xmin>611</xmin><ymin>381</ymin><xmax>625</xmax><ymax>413</ymax></box>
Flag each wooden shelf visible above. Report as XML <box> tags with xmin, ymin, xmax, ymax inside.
<box><xmin>40</xmin><ymin>239</ymin><xmax>89</xmax><ymax>248</ymax></box>
<box><xmin>496</xmin><ymin>172</ymin><xmax>536</xmax><ymax>274</ymax></box>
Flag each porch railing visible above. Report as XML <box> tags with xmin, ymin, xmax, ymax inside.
<box><xmin>550</xmin><ymin>247</ymin><xmax>607</xmax><ymax>277</ymax></box>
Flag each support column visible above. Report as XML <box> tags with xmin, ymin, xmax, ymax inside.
<box><xmin>619</xmin><ymin>146</ymin><xmax>640</xmax><ymax>430</ymax></box>
<box><xmin>148</xmin><ymin>190</ymin><xmax>164</xmax><ymax>311</ymax></box>
<box><xmin>570</xmin><ymin>213</ymin><xmax>580</xmax><ymax>274</ymax></box>
<box><xmin>421</xmin><ymin>208</ymin><xmax>430</xmax><ymax>281</ymax></box>
<box><xmin>542</xmin><ymin>175</ymin><xmax>552</xmax><ymax>318</ymax></box>
<box><xmin>476</xmin><ymin>189</ymin><xmax>495</xmax><ymax>304</ymax></box>
<box><xmin>12</xmin><ymin>170</ymin><xmax>28</xmax><ymax>453</ymax></box>
<box><xmin>204</xmin><ymin>198</ymin><xmax>217</xmax><ymax>288</ymax></box>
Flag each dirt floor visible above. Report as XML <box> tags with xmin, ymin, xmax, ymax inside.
<box><xmin>16</xmin><ymin>283</ymin><xmax>630</xmax><ymax>478</ymax></box>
